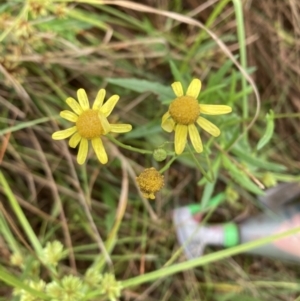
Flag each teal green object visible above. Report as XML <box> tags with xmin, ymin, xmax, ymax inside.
<box><xmin>188</xmin><ymin>204</ymin><xmax>202</xmax><ymax>215</ymax></box>
<box><xmin>188</xmin><ymin>193</ymin><xmax>226</xmax><ymax>215</ymax></box>
<box><xmin>224</xmin><ymin>223</ymin><xmax>239</xmax><ymax>247</ymax></box>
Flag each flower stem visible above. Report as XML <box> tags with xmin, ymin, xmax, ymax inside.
<box><xmin>159</xmin><ymin>156</ymin><xmax>177</xmax><ymax>173</ymax></box>
<box><xmin>232</xmin><ymin>0</ymin><xmax>248</xmax><ymax>141</ymax></box>
<box><xmin>107</xmin><ymin>135</ymin><xmax>153</xmax><ymax>155</ymax></box>
<box><xmin>187</xmin><ymin>146</ymin><xmax>212</xmax><ymax>182</ymax></box>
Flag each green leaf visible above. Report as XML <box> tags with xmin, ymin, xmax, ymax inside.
<box><xmin>208</xmin><ymin>58</ymin><xmax>234</xmax><ymax>85</ymax></box>
<box><xmin>229</xmin><ymin>86</ymin><xmax>253</xmax><ymax>102</ymax></box>
<box><xmin>222</xmin><ymin>155</ymin><xmax>265</xmax><ymax>195</ymax></box>
<box><xmin>125</xmin><ymin>120</ymin><xmax>161</xmax><ymax>139</ymax></box>
<box><xmin>107</xmin><ymin>78</ymin><xmax>174</xmax><ymax>102</ymax></box>
<box><xmin>199</xmin><ymin>156</ymin><xmax>221</xmax><ymax>207</ymax></box>
<box><xmin>101</xmin><ymin>187</ymin><xmax>117</xmax><ymax>233</ymax></box>
<box><xmin>201</xmin><ymin>182</ymin><xmax>217</xmax><ymax>209</ymax></box>
<box><xmin>0</xmin><ymin>116</ymin><xmax>52</xmax><ymax>136</ymax></box>
<box><xmin>169</xmin><ymin>60</ymin><xmax>184</xmax><ymax>83</ymax></box>
<box><xmin>216</xmin><ymin>293</ymin><xmax>264</xmax><ymax>301</ymax></box>
<box><xmin>0</xmin><ymin>3</ymin><xmax>11</xmax><ymax>13</ymax></box>
<box><xmin>232</xmin><ymin>148</ymin><xmax>286</xmax><ymax>172</ymax></box>
<box><xmin>37</xmin><ymin>17</ymin><xmax>91</xmax><ymax>33</ymax></box>
<box><xmin>199</xmin><ymin>84</ymin><xmax>227</xmax><ymax>99</ymax></box>
<box><xmin>257</xmin><ymin>110</ymin><xmax>275</xmax><ymax>150</ymax></box>
<box><xmin>0</xmin><ymin>265</ymin><xmax>47</xmax><ymax>299</ymax></box>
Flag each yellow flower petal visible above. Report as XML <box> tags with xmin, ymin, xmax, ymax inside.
<box><xmin>77</xmin><ymin>88</ymin><xmax>90</xmax><ymax>111</ymax></box>
<box><xmin>148</xmin><ymin>193</ymin><xmax>155</xmax><ymax>200</ymax></box>
<box><xmin>186</xmin><ymin>79</ymin><xmax>201</xmax><ymax>98</ymax></box>
<box><xmin>60</xmin><ymin>110</ymin><xmax>78</xmax><ymax>122</ymax></box>
<box><xmin>92</xmin><ymin>89</ymin><xmax>106</xmax><ymax>109</ymax></box>
<box><xmin>188</xmin><ymin>123</ymin><xmax>203</xmax><ymax>153</ymax></box>
<box><xmin>77</xmin><ymin>138</ymin><xmax>88</xmax><ymax>165</ymax></box>
<box><xmin>66</xmin><ymin>97</ymin><xmax>83</xmax><ymax>115</ymax></box>
<box><xmin>199</xmin><ymin>104</ymin><xmax>232</xmax><ymax>115</ymax></box>
<box><xmin>162</xmin><ymin>111</ymin><xmax>170</xmax><ymax>124</ymax></box>
<box><xmin>161</xmin><ymin>111</ymin><xmax>175</xmax><ymax>132</ymax></box>
<box><xmin>91</xmin><ymin>137</ymin><xmax>108</xmax><ymax>164</ymax></box>
<box><xmin>197</xmin><ymin>116</ymin><xmax>220</xmax><ymax>137</ymax></box>
<box><xmin>69</xmin><ymin>132</ymin><xmax>82</xmax><ymax>148</ymax></box>
<box><xmin>98</xmin><ymin>112</ymin><xmax>111</xmax><ymax>134</ymax></box>
<box><xmin>174</xmin><ymin>124</ymin><xmax>188</xmax><ymax>155</ymax></box>
<box><xmin>100</xmin><ymin>95</ymin><xmax>119</xmax><ymax>117</ymax></box>
<box><xmin>110</xmin><ymin>124</ymin><xmax>132</xmax><ymax>133</ymax></box>
<box><xmin>171</xmin><ymin>81</ymin><xmax>184</xmax><ymax>97</ymax></box>
<box><xmin>52</xmin><ymin>126</ymin><xmax>77</xmax><ymax>140</ymax></box>
<box><xmin>161</xmin><ymin>118</ymin><xmax>175</xmax><ymax>133</ymax></box>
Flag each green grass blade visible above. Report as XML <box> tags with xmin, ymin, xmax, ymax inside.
<box><xmin>0</xmin><ymin>117</ymin><xmax>52</xmax><ymax>136</ymax></box>
<box><xmin>222</xmin><ymin>155</ymin><xmax>264</xmax><ymax>195</ymax></box>
<box><xmin>121</xmin><ymin>225</ymin><xmax>300</xmax><ymax>288</ymax></box>
<box><xmin>232</xmin><ymin>0</ymin><xmax>248</xmax><ymax>141</ymax></box>
<box><xmin>0</xmin><ymin>171</ymin><xmax>43</xmax><ymax>256</ymax></box>
<box><xmin>0</xmin><ymin>265</ymin><xmax>48</xmax><ymax>299</ymax></box>
<box><xmin>232</xmin><ymin>147</ymin><xmax>286</xmax><ymax>172</ymax></box>
<box><xmin>257</xmin><ymin>110</ymin><xmax>275</xmax><ymax>150</ymax></box>
<box><xmin>0</xmin><ymin>212</ymin><xmax>20</xmax><ymax>254</ymax></box>
<box><xmin>107</xmin><ymin>78</ymin><xmax>174</xmax><ymax>101</ymax></box>
<box><xmin>180</xmin><ymin>0</ymin><xmax>231</xmax><ymax>72</ymax></box>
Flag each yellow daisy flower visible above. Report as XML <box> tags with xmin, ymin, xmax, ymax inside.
<box><xmin>52</xmin><ymin>88</ymin><xmax>132</xmax><ymax>165</ymax></box>
<box><xmin>161</xmin><ymin>78</ymin><xmax>232</xmax><ymax>155</ymax></box>
<box><xmin>136</xmin><ymin>167</ymin><xmax>164</xmax><ymax>199</ymax></box>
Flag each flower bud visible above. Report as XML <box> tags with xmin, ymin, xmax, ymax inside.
<box><xmin>153</xmin><ymin>148</ymin><xmax>167</xmax><ymax>162</ymax></box>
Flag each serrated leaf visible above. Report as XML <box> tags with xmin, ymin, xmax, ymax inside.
<box><xmin>257</xmin><ymin>110</ymin><xmax>275</xmax><ymax>150</ymax></box>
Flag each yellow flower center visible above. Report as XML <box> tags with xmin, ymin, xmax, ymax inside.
<box><xmin>169</xmin><ymin>96</ymin><xmax>200</xmax><ymax>125</ymax></box>
<box><xmin>136</xmin><ymin>167</ymin><xmax>164</xmax><ymax>199</ymax></box>
<box><xmin>76</xmin><ymin>109</ymin><xmax>104</xmax><ymax>139</ymax></box>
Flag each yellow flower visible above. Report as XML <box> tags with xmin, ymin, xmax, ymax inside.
<box><xmin>52</xmin><ymin>88</ymin><xmax>132</xmax><ymax>165</ymax></box>
<box><xmin>161</xmin><ymin>79</ymin><xmax>232</xmax><ymax>155</ymax></box>
<box><xmin>136</xmin><ymin>167</ymin><xmax>164</xmax><ymax>199</ymax></box>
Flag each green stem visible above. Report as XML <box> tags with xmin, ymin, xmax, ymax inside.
<box><xmin>0</xmin><ymin>211</ymin><xmax>20</xmax><ymax>254</ymax></box>
<box><xmin>0</xmin><ymin>265</ymin><xmax>48</xmax><ymax>299</ymax></box>
<box><xmin>80</xmin><ymin>165</ymin><xmax>91</xmax><ymax>207</ymax></box>
<box><xmin>274</xmin><ymin>113</ymin><xmax>300</xmax><ymax>119</ymax></box>
<box><xmin>205</xmin><ymin>152</ymin><xmax>214</xmax><ymax>182</ymax></box>
<box><xmin>159</xmin><ymin>156</ymin><xmax>177</xmax><ymax>173</ymax></box>
<box><xmin>121</xmin><ymin>225</ymin><xmax>300</xmax><ymax>288</ymax></box>
<box><xmin>0</xmin><ymin>117</ymin><xmax>52</xmax><ymax>136</ymax></box>
<box><xmin>232</xmin><ymin>0</ymin><xmax>248</xmax><ymax>141</ymax></box>
<box><xmin>188</xmin><ymin>146</ymin><xmax>212</xmax><ymax>182</ymax></box>
<box><xmin>107</xmin><ymin>135</ymin><xmax>153</xmax><ymax>155</ymax></box>
<box><xmin>0</xmin><ymin>171</ymin><xmax>43</xmax><ymax>257</ymax></box>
